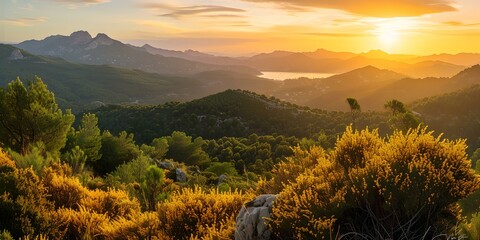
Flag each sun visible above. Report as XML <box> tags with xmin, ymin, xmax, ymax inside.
<box><xmin>377</xmin><ymin>27</ymin><xmax>400</xmax><ymax>45</ymax></box>
<box><xmin>371</xmin><ymin>18</ymin><xmax>414</xmax><ymax>49</ymax></box>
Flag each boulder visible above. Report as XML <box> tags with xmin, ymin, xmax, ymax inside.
<box><xmin>217</xmin><ymin>174</ymin><xmax>228</xmax><ymax>185</ymax></box>
<box><xmin>235</xmin><ymin>194</ymin><xmax>276</xmax><ymax>240</ymax></box>
<box><xmin>175</xmin><ymin>168</ymin><xmax>187</xmax><ymax>182</ymax></box>
<box><xmin>157</xmin><ymin>161</ymin><xmax>175</xmax><ymax>170</ymax></box>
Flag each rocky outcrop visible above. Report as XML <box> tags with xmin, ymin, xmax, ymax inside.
<box><xmin>157</xmin><ymin>161</ymin><xmax>175</xmax><ymax>170</ymax></box>
<box><xmin>174</xmin><ymin>168</ymin><xmax>187</xmax><ymax>182</ymax></box>
<box><xmin>235</xmin><ymin>194</ymin><xmax>276</xmax><ymax>240</ymax></box>
<box><xmin>217</xmin><ymin>174</ymin><xmax>228</xmax><ymax>185</ymax></box>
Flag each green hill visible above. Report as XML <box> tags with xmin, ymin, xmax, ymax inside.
<box><xmin>91</xmin><ymin>89</ymin><xmax>390</xmax><ymax>144</ymax></box>
<box><xmin>412</xmin><ymin>85</ymin><xmax>480</xmax><ymax>151</ymax></box>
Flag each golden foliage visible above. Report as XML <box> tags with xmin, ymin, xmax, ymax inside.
<box><xmin>0</xmin><ymin>150</ymin><xmax>66</xmax><ymax>239</ymax></box>
<box><xmin>257</xmin><ymin>146</ymin><xmax>325</xmax><ymax>194</ymax></box>
<box><xmin>81</xmin><ymin>188</ymin><xmax>141</xmax><ymax>219</ymax></box>
<box><xmin>55</xmin><ymin>206</ymin><xmax>109</xmax><ymax>239</ymax></box>
<box><xmin>0</xmin><ymin>149</ymin><xmax>16</xmax><ymax>169</ymax></box>
<box><xmin>101</xmin><ymin>212</ymin><xmax>166</xmax><ymax>240</ymax></box>
<box><xmin>270</xmin><ymin>127</ymin><xmax>480</xmax><ymax>239</ymax></box>
<box><xmin>42</xmin><ymin>167</ymin><xmax>88</xmax><ymax>209</ymax></box>
<box><xmin>331</xmin><ymin>126</ymin><xmax>383</xmax><ymax>170</ymax></box>
<box><xmin>157</xmin><ymin>187</ymin><xmax>251</xmax><ymax>239</ymax></box>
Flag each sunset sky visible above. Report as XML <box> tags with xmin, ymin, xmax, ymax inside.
<box><xmin>1</xmin><ymin>0</ymin><xmax>480</xmax><ymax>56</ymax></box>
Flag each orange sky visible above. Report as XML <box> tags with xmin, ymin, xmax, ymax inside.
<box><xmin>1</xmin><ymin>0</ymin><xmax>480</xmax><ymax>56</ymax></box>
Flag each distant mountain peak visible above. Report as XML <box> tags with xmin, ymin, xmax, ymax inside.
<box><xmin>86</xmin><ymin>33</ymin><xmax>114</xmax><ymax>50</ymax></box>
<box><xmin>142</xmin><ymin>43</ymin><xmax>154</xmax><ymax>49</ymax></box>
<box><xmin>361</xmin><ymin>49</ymin><xmax>390</xmax><ymax>58</ymax></box>
<box><xmin>70</xmin><ymin>30</ymin><xmax>92</xmax><ymax>45</ymax></box>
<box><xmin>70</xmin><ymin>30</ymin><xmax>91</xmax><ymax>39</ymax></box>
<box><xmin>94</xmin><ymin>33</ymin><xmax>113</xmax><ymax>42</ymax></box>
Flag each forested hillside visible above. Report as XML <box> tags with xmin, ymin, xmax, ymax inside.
<box><xmin>91</xmin><ymin>89</ymin><xmax>390</xmax><ymax>144</ymax></box>
<box><xmin>412</xmin><ymin>84</ymin><xmax>480</xmax><ymax>151</ymax></box>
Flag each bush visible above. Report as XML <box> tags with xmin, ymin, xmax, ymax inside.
<box><xmin>0</xmin><ymin>150</ymin><xmax>63</xmax><ymax>238</ymax></box>
<box><xmin>101</xmin><ymin>212</ymin><xmax>165</xmax><ymax>240</ymax></box>
<box><xmin>257</xmin><ymin>146</ymin><xmax>325</xmax><ymax>194</ymax></box>
<box><xmin>55</xmin><ymin>206</ymin><xmax>109</xmax><ymax>239</ymax></box>
<box><xmin>271</xmin><ymin>126</ymin><xmax>480</xmax><ymax>239</ymax></box>
<box><xmin>157</xmin><ymin>187</ymin><xmax>251</xmax><ymax>239</ymax></box>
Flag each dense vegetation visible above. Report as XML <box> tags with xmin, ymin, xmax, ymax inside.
<box><xmin>412</xmin><ymin>84</ymin><xmax>480</xmax><ymax>153</ymax></box>
<box><xmin>1</xmin><ymin>77</ymin><xmax>480</xmax><ymax>239</ymax></box>
<box><xmin>91</xmin><ymin>89</ymin><xmax>390</xmax><ymax>144</ymax></box>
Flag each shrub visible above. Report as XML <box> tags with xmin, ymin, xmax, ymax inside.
<box><xmin>42</xmin><ymin>167</ymin><xmax>88</xmax><ymax>209</ymax></box>
<box><xmin>81</xmin><ymin>189</ymin><xmax>141</xmax><ymax>219</ymax></box>
<box><xmin>157</xmin><ymin>187</ymin><xmax>251</xmax><ymax>239</ymax></box>
<box><xmin>257</xmin><ymin>146</ymin><xmax>325</xmax><ymax>194</ymax></box>
<box><xmin>55</xmin><ymin>206</ymin><xmax>109</xmax><ymax>239</ymax></box>
<box><xmin>271</xmin><ymin>126</ymin><xmax>480</xmax><ymax>239</ymax></box>
<box><xmin>101</xmin><ymin>212</ymin><xmax>166</xmax><ymax>240</ymax></box>
<box><xmin>0</xmin><ymin>149</ymin><xmax>63</xmax><ymax>238</ymax></box>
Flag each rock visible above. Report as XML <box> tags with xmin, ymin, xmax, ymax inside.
<box><xmin>217</xmin><ymin>174</ymin><xmax>228</xmax><ymax>185</ymax></box>
<box><xmin>157</xmin><ymin>161</ymin><xmax>175</xmax><ymax>170</ymax></box>
<box><xmin>235</xmin><ymin>194</ymin><xmax>276</xmax><ymax>240</ymax></box>
<box><xmin>175</xmin><ymin>168</ymin><xmax>187</xmax><ymax>182</ymax></box>
<box><xmin>8</xmin><ymin>49</ymin><xmax>24</xmax><ymax>60</ymax></box>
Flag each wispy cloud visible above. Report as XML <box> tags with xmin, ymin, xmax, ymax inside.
<box><xmin>140</xmin><ymin>3</ymin><xmax>246</xmax><ymax>19</ymax></box>
<box><xmin>441</xmin><ymin>21</ymin><xmax>480</xmax><ymax>27</ymax></box>
<box><xmin>305</xmin><ymin>32</ymin><xmax>367</xmax><ymax>37</ymax></box>
<box><xmin>0</xmin><ymin>17</ymin><xmax>47</xmax><ymax>27</ymax></box>
<box><xmin>52</xmin><ymin>0</ymin><xmax>110</xmax><ymax>7</ymax></box>
<box><xmin>242</xmin><ymin>0</ymin><xmax>456</xmax><ymax>17</ymax></box>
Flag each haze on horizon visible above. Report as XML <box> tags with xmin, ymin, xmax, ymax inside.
<box><xmin>1</xmin><ymin>0</ymin><xmax>480</xmax><ymax>56</ymax></box>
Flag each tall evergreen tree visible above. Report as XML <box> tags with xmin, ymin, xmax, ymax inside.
<box><xmin>0</xmin><ymin>77</ymin><xmax>74</xmax><ymax>155</ymax></box>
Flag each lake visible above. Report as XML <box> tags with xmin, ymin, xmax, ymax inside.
<box><xmin>260</xmin><ymin>71</ymin><xmax>337</xmax><ymax>81</ymax></box>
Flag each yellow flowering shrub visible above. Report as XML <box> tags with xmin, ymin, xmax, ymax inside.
<box><xmin>271</xmin><ymin>127</ymin><xmax>480</xmax><ymax>239</ymax></box>
<box><xmin>331</xmin><ymin>126</ymin><xmax>383</xmax><ymax>170</ymax></box>
<box><xmin>100</xmin><ymin>212</ymin><xmax>166</xmax><ymax>240</ymax></box>
<box><xmin>81</xmin><ymin>188</ymin><xmax>141</xmax><ymax>219</ymax></box>
<box><xmin>0</xmin><ymin>150</ymin><xmax>16</xmax><ymax>169</ymax></box>
<box><xmin>42</xmin><ymin>167</ymin><xmax>88</xmax><ymax>209</ymax></box>
<box><xmin>157</xmin><ymin>187</ymin><xmax>252</xmax><ymax>239</ymax></box>
<box><xmin>55</xmin><ymin>206</ymin><xmax>109</xmax><ymax>239</ymax></box>
<box><xmin>0</xmin><ymin>149</ymin><xmax>64</xmax><ymax>239</ymax></box>
<box><xmin>257</xmin><ymin>146</ymin><xmax>325</xmax><ymax>194</ymax></box>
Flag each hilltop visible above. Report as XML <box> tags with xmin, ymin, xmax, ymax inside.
<box><xmin>90</xmin><ymin>89</ymin><xmax>389</xmax><ymax>144</ymax></box>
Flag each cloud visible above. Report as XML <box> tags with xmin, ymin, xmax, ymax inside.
<box><xmin>0</xmin><ymin>17</ymin><xmax>46</xmax><ymax>27</ymax></box>
<box><xmin>442</xmin><ymin>21</ymin><xmax>480</xmax><ymax>27</ymax></box>
<box><xmin>305</xmin><ymin>32</ymin><xmax>367</xmax><ymax>37</ymax></box>
<box><xmin>242</xmin><ymin>0</ymin><xmax>456</xmax><ymax>17</ymax></box>
<box><xmin>140</xmin><ymin>3</ymin><xmax>246</xmax><ymax>19</ymax></box>
<box><xmin>51</xmin><ymin>0</ymin><xmax>110</xmax><ymax>7</ymax></box>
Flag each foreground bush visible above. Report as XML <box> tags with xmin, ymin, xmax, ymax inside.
<box><xmin>0</xmin><ymin>151</ymin><xmax>65</xmax><ymax>238</ymax></box>
<box><xmin>271</xmin><ymin>126</ymin><xmax>480</xmax><ymax>239</ymax></box>
<box><xmin>157</xmin><ymin>187</ymin><xmax>251</xmax><ymax>239</ymax></box>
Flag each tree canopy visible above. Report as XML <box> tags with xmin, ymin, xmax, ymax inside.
<box><xmin>0</xmin><ymin>77</ymin><xmax>74</xmax><ymax>155</ymax></box>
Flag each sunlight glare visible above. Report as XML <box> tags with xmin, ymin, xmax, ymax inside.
<box><xmin>371</xmin><ymin>18</ymin><xmax>415</xmax><ymax>49</ymax></box>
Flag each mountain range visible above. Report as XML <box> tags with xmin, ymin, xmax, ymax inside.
<box><xmin>16</xmin><ymin>31</ymin><xmax>259</xmax><ymax>77</ymax></box>
<box><xmin>6</xmin><ymin>30</ymin><xmax>480</xmax><ymax>112</ymax></box>
<box><xmin>16</xmin><ymin>31</ymin><xmax>480</xmax><ymax>79</ymax></box>
<box><xmin>0</xmin><ymin>44</ymin><xmax>277</xmax><ymax>111</ymax></box>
